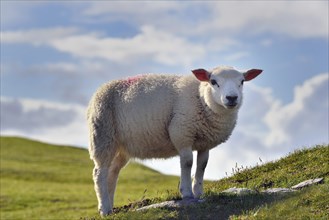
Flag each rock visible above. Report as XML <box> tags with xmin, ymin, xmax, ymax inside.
<box><xmin>291</xmin><ymin>178</ymin><xmax>324</xmax><ymax>189</ymax></box>
<box><xmin>136</xmin><ymin>198</ymin><xmax>204</xmax><ymax>211</ymax></box>
<box><xmin>222</xmin><ymin>187</ymin><xmax>256</xmax><ymax>195</ymax></box>
<box><xmin>262</xmin><ymin>188</ymin><xmax>296</xmax><ymax>194</ymax></box>
<box><xmin>136</xmin><ymin>178</ymin><xmax>324</xmax><ymax>212</ymax></box>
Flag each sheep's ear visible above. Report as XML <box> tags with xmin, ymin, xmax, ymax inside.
<box><xmin>243</xmin><ymin>69</ymin><xmax>263</xmax><ymax>81</ymax></box>
<box><xmin>192</xmin><ymin>69</ymin><xmax>210</xmax><ymax>81</ymax></box>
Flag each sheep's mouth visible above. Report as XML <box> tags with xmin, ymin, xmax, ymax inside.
<box><xmin>224</xmin><ymin>103</ymin><xmax>238</xmax><ymax>109</ymax></box>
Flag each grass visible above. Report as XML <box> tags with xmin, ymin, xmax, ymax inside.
<box><xmin>182</xmin><ymin>145</ymin><xmax>329</xmax><ymax>220</ymax></box>
<box><xmin>1</xmin><ymin>136</ymin><xmax>328</xmax><ymax>219</ymax></box>
<box><xmin>110</xmin><ymin>144</ymin><xmax>329</xmax><ymax>220</ymax></box>
<box><xmin>0</xmin><ymin>136</ymin><xmax>180</xmax><ymax>219</ymax></box>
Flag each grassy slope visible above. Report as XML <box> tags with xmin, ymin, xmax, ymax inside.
<box><xmin>110</xmin><ymin>144</ymin><xmax>329</xmax><ymax>220</ymax></box>
<box><xmin>0</xmin><ymin>137</ymin><xmax>180</xmax><ymax>219</ymax></box>
<box><xmin>1</xmin><ymin>137</ymin><xmax>328</xmax><ymax>220</ymax></box>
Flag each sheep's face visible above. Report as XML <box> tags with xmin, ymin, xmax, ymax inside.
<box><xmin>209</xmin><ymin>69</ymin><xmax>245</xmax><ymax>109</ymax></box>
<box><xmin>192</xmin><ymin>66</ymin><xmax>263</xmax><ymax>110</ymax></box>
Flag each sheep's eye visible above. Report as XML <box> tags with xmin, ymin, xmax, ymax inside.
<box><xmin>241</xmin><ymin>80</ymin><xmax>245</xmax><ymax>85</ymax></box>
<box><xmin>210</xmin><ymin>79</ymin><xmax>219</xmax><ymax>87</ymax></box>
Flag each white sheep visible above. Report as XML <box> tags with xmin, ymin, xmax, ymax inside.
<box><xmin>87</xmin><ymin>66</ymin><xmax>262</xmax><ymax>216</ymax></box>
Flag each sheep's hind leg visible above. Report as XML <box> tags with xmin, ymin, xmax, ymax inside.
<box><xmin>193</xmin><ymin>150</ymin><xmax>209</xmax><ymax>198</ymax></box>
<box><xmin>93</xmin><ymin>165</ymin><xmax>112</xmax><ymax>216</ymax></box>
<box><xmin>92</xmin><ymin>148</ymin><xmax>117</xmax><ymax>216</ymax></box>
<box><xmin>107</xmin><ymin>152</ymin><xmax>129</xmax><ymax>211</ymax></box>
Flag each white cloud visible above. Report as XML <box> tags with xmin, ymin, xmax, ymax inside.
<box><xmin>3</xmin><ymin>1</ymin><xmax>326</xmax><ymax>71</ymax></box>
<box><xmin>264</xmin><ymin>73</ymin><xmax>329</xmax><ymax>148</ymax></box>
<box><xmin>82</xmin><ymin>1</ymin><xmax>328</xmax><ymax>39</ymax></box>
<box><xmin>1</xmin><ymin>26</ymin><xmax>205</xmax><ymax>66</ymax></box>
<box><xmin>50</xmin><ymin>25</ymin><xmax>205</xmax><ymax>66</ymax></box>
<box><xmin>201</xmin><ymin>2</ymin><xmax>328</xmax><ymax>39</ymax></box>
<box><xmin>1</xmin><ymin>27</ymin><xmax>80</xmax><ymax>46</ymax></box>
<box><xmin>224</xmin><ymin>52</ymin><xmax>250</xmax><ymax>62</ymax></box>
<box><xmin>25</xmin><ymin>61</ymin><xmax>110</xmax><ymax>76</ymax></box>
<box><xmin>201</xmin><ymin>1</ymin><xmax>328</xmax><ymax>38</ymax></box>
<box><xmin>0</xmin><ymin>97</ymin><xmax>88</xmax><ymax>147</ymax></box>
<box><xmin>81</xmin><ymin>1</ymin><xmax>193</xmax><ymax>35</ymax></box>
<box><xmin>43</xmin><ymin>62</ymin><xmax>79</xmax><ymax>73</ymax></box>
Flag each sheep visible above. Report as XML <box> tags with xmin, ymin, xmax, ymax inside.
<box><xmin>87</xmin><ymin>66</ymin><xmax>263</xmax><ymax>216</ymax></box>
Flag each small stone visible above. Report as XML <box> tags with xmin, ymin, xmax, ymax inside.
<box><xmin>222</xmin><ymin>187</ymin><xmax>256</xmax><ymax>195</ymax></box>
<box><xmin>136</xmin><ymin>201</ymin><xmax>177</xmax><ymax>211</ymax></box>
<box><xmin>291</xmin><ymin>178</ymin><xmax>324</xmax><ymax>190</ymax></box>
<box><xmin>136</xmin><ymin>198</ymin><xmax>204</xmax><ymax>211</ymax></box>
<box><xmin>262</xmin><ymin>188</ymin><xmax>296</xmax><ymax>194</ymax></box>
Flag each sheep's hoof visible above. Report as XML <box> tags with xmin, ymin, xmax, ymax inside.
<box><xmin>180</xmin><ymin>197</ymin><xmax>203</xmax><ymax>206</ymax></box>
<box><xmin>99</xmin><ymin>209</ymin><xmax>112</xmax><ymax>217</ymax></box>
<box><xmin>192</xmin><ymin>183</ymin><xmax>203</xmax><ymax>198</ymax></box>
<box><xmin>182</xmin><ymin>195</ymin><xmax>195</xmax><ymax>201</ymax></box>
<box><xmin>192</xmin><ymin>189</ymin><xmax>203</xmax><ymax>199</ymax></box>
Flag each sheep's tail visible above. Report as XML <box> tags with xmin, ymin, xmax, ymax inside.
<box><xmin>87</xmin><ymin>82</ymin><xmax>118</xmax><ymax>164</ymax></box>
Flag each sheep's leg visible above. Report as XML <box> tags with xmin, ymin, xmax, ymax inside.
<box><xmin>89</xmin><ymin>113</ymin><xmax>118</xmax><ymax>216</ymax></box>
<box><xmin>192</xmin><ymin>150</ymin><xmax>209</xmax><ymax>198</ymax></box>
<box><xmin>107</xmin><ymin>152</ymin><xmax>129</xmax><ymax>211</ymax></box>
<box><xmin>93</xmin><ymin>164</ymin><xmax>112</xmax><ymax>216</ymax></box>
<box><xmin>92</xmin><ymin>146</ymin><xmax>118</xmax><ymax>216</ymax></box>
<box><xmin>179</xmin><ymin>148</ymin><xmax>194</xmax><ymax>199</ymax></box>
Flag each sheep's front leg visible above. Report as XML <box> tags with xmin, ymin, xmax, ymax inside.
<box><xmin>179</xmin><ymin>148</ymin><xmax>194</xmax><ymax>199</ymax></box>
<box><xmin>193</xmin><ymin>150</ymin><xmax>209</xmax><ymax>198</ymax></box>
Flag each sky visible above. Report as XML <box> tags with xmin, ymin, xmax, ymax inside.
<box><xmin>1</xmin><ymin>1</ymin><xmax>328</xmax><ymax>180</ymax></box>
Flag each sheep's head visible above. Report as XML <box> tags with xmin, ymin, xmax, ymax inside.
<box><xmin>192</xmin><ymin>66</ymin><xmax>262</xmax><ymax>109</ymax></box>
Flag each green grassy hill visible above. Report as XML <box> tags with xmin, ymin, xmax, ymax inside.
<box><xmin>0</xmin><ymin>137</ymin><xmax>180</xmax><ymax>219</ymax></box>
<box><xmin>1</xmin><ymin>136</ymin><xmax>328</xmax><ymax>219</ymax></box>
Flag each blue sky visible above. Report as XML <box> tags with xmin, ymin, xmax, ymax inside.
<box><xmin>1</xmin><ymin>1</ymin><xmax>328</xmax><ymax>179</ymax></box>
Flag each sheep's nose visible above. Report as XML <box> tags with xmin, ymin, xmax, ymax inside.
<box><xmin>226</xmin><ymin>96</ymin><xmax>238</xmax><ymax>103</ymax></box>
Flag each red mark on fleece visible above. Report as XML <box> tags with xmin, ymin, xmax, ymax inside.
<box><xmin>122</xmin><ymin>74</ymin><xmax>146</xmax><ymax>87</ymax></box>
